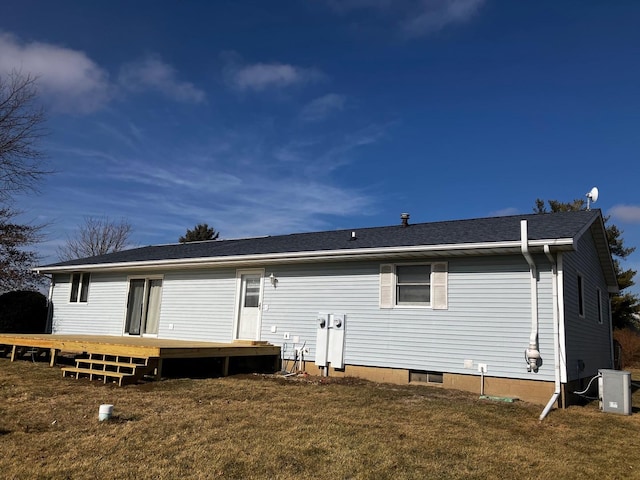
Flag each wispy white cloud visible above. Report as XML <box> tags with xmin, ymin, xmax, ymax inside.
<box><xmin>223</xmin><ymin>53</ymin><xmax>325</xmax><ymax>92</ymax></box>
<box><xmin>273</xmin><ymin>122</ymin><xmax>392</xmax><ymax>176</ymax></box>
<box><xmin>0</xmin><ymin>32</ymin><xmax>111</xmax><ymax>113</ymax></box>
<box><xmin>118</xmin><ymin>55</ymin><xmax>206</xmax><ymax>103</ymax></box>
<box><xmin>490</xmin><ymin>207</ymin><xmax>519</xmax><ymax>217</ymax></box>
<box><xmin>300</xmin><ymin>93</ymin><xmax>346</xmax><ymax>121</ymax></box>
<box><xmin>609</xmin><ymin>204</ymin><xmax>640</xmax><ymax>224</ymax></box>
<box><xmin>324</xmin><ymin>0</ymin><xmax>485</xmax><ymax>38</ymax></box>
<box><xmin>402</xmin><ymin>0</ymin><xmax>485</xmax><ymax>37</ymax></box>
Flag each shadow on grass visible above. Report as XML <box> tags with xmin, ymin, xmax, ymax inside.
<box><xmin>100</xmin><ymin>415</ymin><xmax>140</xmax><ymax>424</ymax></box>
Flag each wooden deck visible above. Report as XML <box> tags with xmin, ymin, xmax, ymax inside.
<box><xmin>0</xmin><ymin>333</ymin><xmax>281</xmax><ymax>382</ymax></box>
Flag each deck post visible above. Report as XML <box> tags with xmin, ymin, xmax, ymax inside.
<box><xmin>223</xmin><ymin>356</ymin><xmax>230</xmax><ymax>376</ymax></box>
<box><xmin>49</xmin><ymin>348</ymin><xmax>58</xmax><ymax>367</ymax></box>
<box><xmin>155</xmin><ymin>358</ymin><xmax>163</xmax><ymax>381</ymax></box>
<box><xmin>10</xmin><ymin>345</ymin><xmax>17</xmax><ymax>362</ymax></box>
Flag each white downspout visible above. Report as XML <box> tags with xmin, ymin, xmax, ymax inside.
<box><xmin>521</xmin><ymin>220</ymin><xmax>540</xmax><ymax>372</ymax></box>
<box><xmin>540</xmin><ymin>245</ymin><xmax>561</xmax><ymax>421</ymax></box>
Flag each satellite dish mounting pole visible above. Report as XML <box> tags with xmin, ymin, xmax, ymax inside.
<box><xmin>585</xmin><ymin>187</ymin><xmax>599</xmax><ymax>211</ymax></box>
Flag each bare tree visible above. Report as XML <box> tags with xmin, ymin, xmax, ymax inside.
<box><xmin>57</xmin><ymin>216</ymin><xmax>133</xmax><ymax>261</ymax></box>
<box><xmin>0</xmin><ymin>71</ymin><xmax>48</xmax><ymax>291</ymax></box>
<box><xmin>0</xmin><ymin>71</ymin><xmax>48</xmax><ymax>202</ymax></box>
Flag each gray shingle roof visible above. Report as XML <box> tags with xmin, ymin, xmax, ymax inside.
<box><xmin>40</xmin><ymin>209</ymin><xmax>602</xmax><ymax>268</ymax></box>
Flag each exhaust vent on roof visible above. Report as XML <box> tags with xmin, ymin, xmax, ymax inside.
<box><xmin>401</xmin><ymin>213</ymin><xmax>410</xmax><ymax>227</ymax></box>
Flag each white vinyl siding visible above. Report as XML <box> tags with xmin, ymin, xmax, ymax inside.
<box><xmin>260</xmin><ymin>257</ymin><xmax>552</xmax><ymax>381</ymax></box>
<box><xmin>562</xmin><ymin>231</ymin><xmax>613</xmax><ymax>380</ymax></box>
<box><xmin>52</xmin><ymin>273</ymin><xmax>127</xmax><ymax>334</ymax></box>
<box><xmin>157</xmin><ymin>269</ymin><xmax>237</xmax><ymax>342</ymax></box>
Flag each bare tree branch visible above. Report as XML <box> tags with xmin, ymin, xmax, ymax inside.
<box><xmin>57</xmin><ymin>216</ymin><xmax>133</xmax><ymax>261</ymax></box>
<box><xmin>0</xmin><ymin>71</ymin><xmax>48</xmax><ymax>291</ymax></box>
<box><xmin>0</xmin><ymin>71</ymin><xmax>48</xmax><ymax>202</ymax></box>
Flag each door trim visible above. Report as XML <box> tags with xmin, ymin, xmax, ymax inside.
<box><xmin>232</xmin><ymin>268</ymin><xmax>264</xmax><ymax>341</ymax></box>
<box><xmin>123</xmin><ymin>275</ymin><xmax>164</xmax><ymax>337</ymax></box>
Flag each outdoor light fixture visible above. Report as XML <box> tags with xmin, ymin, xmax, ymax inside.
<box><xmin>269</xmin><ymin>273</ymin><xmax>277</xmax><ymax>287</ymax></box>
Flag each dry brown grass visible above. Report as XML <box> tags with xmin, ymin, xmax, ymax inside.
<box><xmin>1</xmin><ymin>359</ymin><xmax>640</xmax><ymax>479</ymax></box>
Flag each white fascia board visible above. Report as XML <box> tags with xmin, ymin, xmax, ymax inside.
<box><xmin>35</xmin><ymin>238</ymin><xmax>576</xmax><ymax>274</ymax></box>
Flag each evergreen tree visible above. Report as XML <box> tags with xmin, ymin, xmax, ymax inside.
<box><xmin>179</xmin><ymin>223</ymin><xmax>219</xmax><ymax>243</ymax></box>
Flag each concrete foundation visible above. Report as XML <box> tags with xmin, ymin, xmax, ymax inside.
<box><xmin>310</xmin><ymin>363</ymin><xmax>558</xmax><ymax>406</ymax></box>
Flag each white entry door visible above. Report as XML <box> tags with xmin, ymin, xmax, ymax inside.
<box><xmin>236</xmin><ymin>272</ymin><xmax>263</xmax><ymax>340</ymax></box>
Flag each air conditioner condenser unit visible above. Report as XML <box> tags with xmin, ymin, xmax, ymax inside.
<box><xmin>598</xmin><ymin>369</ymin><xmax>632</xmax><ymax>415</ymax></box>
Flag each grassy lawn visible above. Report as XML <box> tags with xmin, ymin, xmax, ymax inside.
<box><xmin>1</xmin><ymin>359</ymin><xmax>639</xmax><ymax>479</ymax></box>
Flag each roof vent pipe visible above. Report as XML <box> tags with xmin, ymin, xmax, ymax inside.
<box><xmin>350</xmin><ymin>231</ymin><xmax>357</xmax><ymax>240</ymax></box>
<box><xmin>401</xmin><ymin>213</ymin><xmax>410</xmax><ymax>227</ymax></box>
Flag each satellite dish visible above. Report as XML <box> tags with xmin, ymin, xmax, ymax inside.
<box><xmin>585</xmin><ymin>187</ymin><xmax>599</xmax><ymax>210</ymax></box>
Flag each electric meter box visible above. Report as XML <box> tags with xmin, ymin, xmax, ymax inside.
<box><xmin>598</xmin><ymin>369</ymin><xmax>632</xmax><ymax>415</ymax></box>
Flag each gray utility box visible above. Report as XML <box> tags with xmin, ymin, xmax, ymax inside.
<box><xmin>598</xmin><ymin>369</ymin><xmax>632</xmax><ymax>415</ymax></box>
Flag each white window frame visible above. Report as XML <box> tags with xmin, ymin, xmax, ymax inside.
<box><xmin>69</xmin><ymin>272</ymin><xmax>90</xmax><ymax>303</ymax></box>
<box><xmin>380</xmin><ymin>262</ymin><xmax>448</xmax><ymax>310</ymax></box>
<box><xmin>395</xmin><ymin>263</ymin><xmax>432</xmax><ymax>308</ymax></box>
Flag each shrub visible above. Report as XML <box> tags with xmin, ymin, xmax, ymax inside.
<box><xmin>613</xmin><ymin>328</ymin><xmax>640</xmax><ymax>368</ymax></box>
<box><xmin>0</xmin><ymin>290</ymin><xmax>48</xmax><ymax>333</ymax></box>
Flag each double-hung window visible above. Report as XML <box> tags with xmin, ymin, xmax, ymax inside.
<box><xmin>70</xmin><ymin>273</ymin><xmax>90</xmax><ymax>303</ymax></box>
<box><xmin>396</xmin><ymin>265</ymin><xmax>431</xmax><ymax>305</ymax></box>
<box><xmin>380</xmin><ymin>262</ymin><xmax>448</xmax><ymax>309</ymax></box>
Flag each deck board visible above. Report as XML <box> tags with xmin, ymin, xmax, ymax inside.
<box><xmin>0</xmin><ymin>333</ymin><xmax>280</xmax><ymax>360</ymax></box>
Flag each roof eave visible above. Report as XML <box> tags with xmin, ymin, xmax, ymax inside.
<box><xmin>35</xmin><ymin>238</ymin><xmax>576</xmax><ymax>274</ymax></box>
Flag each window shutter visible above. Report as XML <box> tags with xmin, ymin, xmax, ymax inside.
<box><xmin>431</xmin><ymin>262</ymin><xmax>448</xmax><ymax>310</ymax></box>
<box><xmin>379</xmin><ymin>264</ymin><xmax>394</xmax><ymax>308</ymax></box>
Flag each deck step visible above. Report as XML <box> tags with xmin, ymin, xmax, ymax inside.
<box><xmin>61</xmin><ymin>366</ymin><xmax>135</xmax><ymax>386</ymax></box>
<box><xmin>61</xmin><ymin>352</ymin><xmax>158</xmax><ymax>387</ymax></box>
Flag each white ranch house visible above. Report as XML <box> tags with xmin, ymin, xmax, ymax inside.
<box><xmin>37</xmin><ymin>210</ymin><xmax>617</xmax><ymax>411</ymax></box>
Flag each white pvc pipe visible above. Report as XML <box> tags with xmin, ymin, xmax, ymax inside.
<box><xmin>521</xmin><ymin>220</ymin><xmax>541</xmax><ymax>372</ymax></box>
<box><xmin>539</xmin><ymin>392</ymin><xmax>560</xmax><ymax>421</ymax></box>
<box><xmin>540</xmin><ymin>245</ymin><xmax>561</xmax><ymax>421</ymax></box>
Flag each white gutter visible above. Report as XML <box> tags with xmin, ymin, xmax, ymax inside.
<box><xmin>540</xmin><ymin>245</ymin><xmax>561</xmax><ymax>421</ymax></box>
<box><xmin>35</xmin><ymin>238</ymin><xmax>577</xmax><ymax>274</ymax></box>
<box><xmin>521</xmin><ymin>220</ymin><xmax>541</xmax><ymax>373</ymax></box>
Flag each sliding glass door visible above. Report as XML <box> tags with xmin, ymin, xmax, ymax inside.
<box><xmin>125</xmin><ymin>278</ymin><xmax>162</xmax><ymax>336</ymax></box>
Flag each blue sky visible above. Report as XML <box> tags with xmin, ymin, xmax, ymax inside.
<box><xmin>2</xmin><ymin>1</ymin><xmax>639</xmax><ymax>294</ymax></box>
